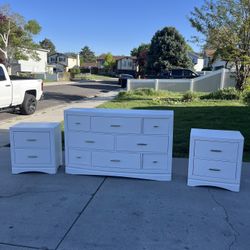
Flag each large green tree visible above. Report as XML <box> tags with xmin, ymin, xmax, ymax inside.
<box><xmin>131</xmin><ymin>43</ymin><xmax>150</xmax><ymax>77</ymax></box>
<box><xmin>103</xmin><ymin>53</ymin><xmax>116</xmax><ymax>72</ymax></box>
<box><xmin>80</xmin><ymin>46</ymin><xmax>96</xmax><ymax>64</ymax></box>
<box><xmin>0</xmin><ymin>5</ymin><xmax>41</xmax><ymax>69</ymax></box>
<box><xmin>189</xmin><ymin>0</ymin><xmax>250</xmax><ymax>90</ymax></box>
<box><xmin>147</xmin><ymin>27</ymin><xmax>192</xmax><ymax>74</ymax></box>
<box><xmin>39</xmin><ymin>38</ymin><xmax>56</xmax><ymax>54</ymax></box>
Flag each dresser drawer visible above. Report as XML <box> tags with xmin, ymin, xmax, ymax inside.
<box><xmin>91</xmin><ymin>117</ymin><xmax>141</xmax><ymax>134</ymax></box>
<box><xmin>14</xmin><ymin>149</ymin><xmax>51</xmax><ymax>165</ymax></box>
<box><xmin>92</xmin><ymin>152</ymin><xmax>140</xmax><ymax>169</ymax></box>
<box><xmin>117</xmin><ymin>135</ymin><xmax>168</xmax><ymax>153</ymax></box>
<box><xmin>68</xmin><ymin>149</ymin><xmax>91</xmax><ymax>166</ymax></box>
<box><xmin>193</xmin><ymin>159</ymin><xmax>237</xmax><ymax>180</ymax></box>
<box><xmin>143</xmin><ymin>154</ymin><xmax>168</xmax><ymax>169</ymax></box>
<box><xmin>13</xmin><ymin>132</ymin><xmax>50</xmax><ymax>148</ymax></box>
<box><xmin>143</xmin><ymin>118</ymin><xmax>169</xmax><ymax>134</ymax></box>
<box><xmin>67</xmin><ymin>115</ymin><xmax>90</xmax><ymax>131</ymax></box>
<box><xmin>194</xmin><ymin>140</ymin><xmax>239</xmax><ymax>162</ymax></box>
<box><xmin>68</xmin><ymin>132</ymin><xmax>114</xmax><ymax>150</ymax></box>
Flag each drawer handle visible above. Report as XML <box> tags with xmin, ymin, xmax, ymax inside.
<box><xmin>76</xmin><ymin>156</ymin><xmax>82</xmax><ymax>159</ymax></box>
<box><xmin>26</xmin><ymin>139</ymin><xmax>37</xmax><ymax>142</ymax></box>
<box><xmin>209</xmin><ymin>168</ymin><xmax>221</xmax><ymax>172</ymax></box>
<box><xmin>137</xmin><ymin>143</ymin><xmax>147</xmax><ymax>146</ymax></box>
<box><xmin>28</xmin><ymin>155</ymin><xmax>38</xmax><ymax>159</ymax></box>
<box><xmin>153</xmin><ymin>161</ymin><xmax>158</xmax><ymax>163</ymax></box>
<box><xmin>153</xmin><ymin>125</ymin><xmax>159</xmax><ymax>128</ymax></box>
<box><xmin>110</xmin><ymin>159</ymin><xmax>121</xmax><ymax>163</ymax></box>
<box><xmin>75</xmin><ymin>122</ymin><xmax>81</xmax><ymax>125</ymax></box>
<box><xmin>210</xmin><ymin>149</ymin><xmax>222</xmax><ymax>153</ymax></box>
<box><xmin>110</xmin><ymin>125</ymin><xmax>121</xmax><ymax>127</ymax></box>
<box><xmin>85</xmin><ymin>140</ymin><xmax>95</xmax><ymax>143</ymax></box>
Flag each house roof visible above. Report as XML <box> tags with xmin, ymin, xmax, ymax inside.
<box><xmin>48</xmin><ymin>52</ymin><xmax>77</xmax><ymax>58</ymax></box>
<box><xmin>81</xmin><ymin>62</ymin><xmax>98</xmax><ymax>68</ymax></box>
<box><xmin>204</xmin><ymin>49</ymin><xmax>216</xmax><ymax>58</ymax></box>
<box><xmin>97</xmin><ymin>55</ymin><xmax>136</xmax><ymax>61</ymax></box>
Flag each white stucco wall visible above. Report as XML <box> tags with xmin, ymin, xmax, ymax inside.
<box><xmin>193</xmin><ymin>58</ymin><xmax>204</xmax><ymax>72</ymax></box>
<box><xmin>18</xmin><ymin>49</ymin><xmax>48</xmax><ymax>73</ymax></box>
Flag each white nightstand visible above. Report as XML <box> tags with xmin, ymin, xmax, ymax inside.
<box><xmin>188</xmin><ymin>129</ymin><xmax>244</xmax><ymax>192</ymax></box>
<box><xmin>10</xmin><ymin>122</ymin><xmax>62</xmax><ymax>174</ymax></box>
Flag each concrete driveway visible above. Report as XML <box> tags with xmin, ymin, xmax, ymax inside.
<box><xmin>0</xmin><ymin>150</ymin><xmax>249</xmax><ymax>250</ymax></box>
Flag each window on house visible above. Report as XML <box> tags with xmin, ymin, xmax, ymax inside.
<box><xmin>59</xmin><ymin>57</ymin><xmax>65</xmax><ymax>62</ymax></box>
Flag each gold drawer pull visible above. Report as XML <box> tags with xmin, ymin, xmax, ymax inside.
<box><xmin>210</xmin><ymin>149</ymin><xmax>222</xmax><ymax>153</ymax></box>
<box><xmin>153</xmin><ymin>161</ymin><xmax>158</xmax><ymax>163</ymax></box>
<box><xmin>137</xmin><ymin>143</ymin><xmax>147</xmax><ymax>146</ymax></box>
<box><xmin>85</xmin><ymin>140</ymin><xmax>95</xmax><ymax>143</ymax></box>
<box><xmin>110</xmin><ymin>125</ymin><xmax>121</xmax><ymax>127</ymax></box>
<box><xmin>153</xmin><ymin>125</ymin><xmax>159</xmax><ymax>128</ymax></box>
<box><xmin>110</xmin><ymin>159</ymin><xmax>121</xmax><ymax>163</ymax></box>
<box><xmin>26</xmin><ymin>139</ymin><xmax>37</xmax><ymax>142</ymax></box>
<box><xmin>209</xmin><ymin>168</ymin><xmax>221</xmax><ymax>172</ymax></box>
<box><xmin>28</xmin><ymin>155</ymin><xmax>38</xmax><ymax>159</ymax></box>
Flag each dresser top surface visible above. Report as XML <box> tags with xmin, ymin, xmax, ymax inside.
<box><xmin>10</xmin><ymin>122</ymin><xmax>60</xmax><ymax>130</ymax></box>
<box><xmin>191</xmin><ymin>128</ymin><xmax>244</xmax><ymax>140</ymax></box>
<box><xmin>65</xmin><ymin>108</ymin><xmax>174</xmax><ymax>117</ymax></box>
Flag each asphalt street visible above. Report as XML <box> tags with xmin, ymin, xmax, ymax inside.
<box><xmin>0</xmin><ymin>81</ymin><xmax>120</xmax><ymax>121</ymax></box>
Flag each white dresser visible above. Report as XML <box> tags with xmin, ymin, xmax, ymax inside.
<box><xmin>64</xmin><ymin>108</ymin><xmax>174</xmax><ymax>181</ymax></box>
<box><xmin>188</xmin><ymin>129</ymin><xmax>244</xmax><ymax>192</ymax></box>
<box><xmin>10</xmin><ymin>122</ymin><xmax>62</xmax><ymax>174</ymax></box>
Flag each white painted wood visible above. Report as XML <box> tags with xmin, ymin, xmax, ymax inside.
<box><xmin>68</xmin><ymin>149</ymin><xmax>91</xmax><ymax>166</ymax></box>
<box><xmin>67</xmin><ymin>115</ymin><xmax>90</xmax><ymax>131</ymax></box>
<box><xmin>64</xmin><ymin>108</ymin><xmax>174</xmax><ymax>181</ymax></box>
<box><xmin>143</xmin><ymin>118</ymin><xmax>169</xmax><ymax>135</ymax></box>
<box><xmin>194</xmin><ymin>140</ymin><xmax>239</xmax><ymax>162</ymax></box>
<box><xmin>143</xmin><ymin>154</ymin><xmax>168</xmax><ymax>170</ymax></box>
<box><xmin>68</xmin><ymin>132</ymin><xmax>114</xmax><ymax>150</ymax></box>
<box><xmin>92</xmin><ymin>152</ymin><xmax>140</xmax><ymax>169</ymax></box>
<box><xmin>10</xmin><ymin>122</ymin><xmax>62</xmax><ymax>174</ymax></box>
<box><xmin>188</xmin><ymin>128</ymin><xmax>244</xmax><ymax>192</ymax></box>
<box><xmin>116</xmin><ymin>135</ymin><xmax>169</xmax><ymax>153</ymax></box>
<box><xmin>91</xmin><ymin>117</ymin><xmax>141</xmax><ymax>134</ymax></box>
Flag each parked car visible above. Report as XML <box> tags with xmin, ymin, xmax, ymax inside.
<box><xmin>118</xmin><ymin>74</ymin><xmax>134</xmax><ymax>88</ymax></box>
<box><xmin>0</xmin><ymin>64</ymin><xmax>43</xmax><ymax>115</ymax></box>
<box><xmin>158</xmin><ymin>69</ymin><xmax>199</xmax><ymax>79</ymax></box>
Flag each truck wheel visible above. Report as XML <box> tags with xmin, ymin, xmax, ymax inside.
<box><xmin>20</xmin><ymin>94</ymin><xmax>37</xmax><ymax>115</ymax></box>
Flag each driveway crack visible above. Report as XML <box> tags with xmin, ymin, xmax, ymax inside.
<box><xmin>55</xmin><ymin>177</ymin><xmax>107</xmax><ymax>250</ymax></box>
<box><xmin>208</xmin><ymin>188</ymin><xmax>240</xmax><ymax>250</ymax></box>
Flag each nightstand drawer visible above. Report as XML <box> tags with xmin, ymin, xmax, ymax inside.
<box><xmin>143</xmin><ymin>118</ymin><xmax>169</xmax><ymax>134</ymax></box>
<box><xmin>67</xmin><ymin>115</ymin><xmax>90</xmax><ymax>131</ymax></box>
<box><xmin>193</xmin><ymin>159</ymin><xmax>236</xmax><ymax>180</ymax></box>
<box><xmin>143</xmin><ymin>154</ymin><xmax>168</xmax><ymax>169</ymax></box>
<box><xmin>68</xmin><ymin>149</ymin><xmax>91</xmax><ymax>166</ymax></box>
<box><xmin>117</xmin><ymin>135</ymin><xmax>168</xmax><ymax>152</ymax></box>
<box><xmin>68</xmin><ymin>132</ymin><xmax>114</xmax><ymax>150</ymax></box>
<box><xmin>91</xmin><ymin>117</ymin><xmax>141</xmax><ymax>134</ymax></box>
<box><xmin>14</xmin><ymin>149</ymin><xmax>51</xmax><ymax>165</ymax></box>
<box><xmin>92</xmin><ymin>152</ymin><xmax>140</xmax><ymax>169</ymax></box>
<box><xmin>194</xmin><ymin>140</ymin><xmax>239</xmax><ymax>162</ymax></box>
<box><xmin>13</xmin><ymin>132</ymin><xmax>50</xmax><ymax>148</ymax></box>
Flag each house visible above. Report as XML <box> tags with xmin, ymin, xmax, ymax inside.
<box><xmin>10</xmin><ymin>48</ymin><xmax>49</xmax><ymax>75</ymax></box>
<box><xmin>48</xmin><ymin>53</ymin><xmax>80</xmax><ymax>72</ymax></box>
<box><xmin>188</xmin><ymin>51</ymin><xmax>204</xmax><ymax>72</ymax></box>
<box><xmin>97</xmin><ymin>55</ymin><xmax>138</xmax><ymax>76</ymax></box>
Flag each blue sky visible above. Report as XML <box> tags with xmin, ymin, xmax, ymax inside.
<box><xmin>2</xmin><ymin>0</ymin><xmax>204</xmax><ymax>55</ymax></box>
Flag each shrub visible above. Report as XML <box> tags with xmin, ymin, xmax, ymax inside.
<box><xmin>201</xmin><ymin>87</ymin><xmax>241</xmax><ymax>100</ymax></box>
<box><xmin>243</xmin><ymin>90</ymin><xmax>250</xmax><ymax>105</ymax></box>
<box><xmin>69</xmin><ymin>67</ymin><xmax>80</xmax><ymax>74</ymax></box>
<box><xmin>182</xmin><ymin>91</ymin><xmax>198</xmax><ymax>102</ymax></box>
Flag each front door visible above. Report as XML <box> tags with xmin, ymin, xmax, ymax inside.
<box><xmin>0</xmin><ymin>66</ymin><xmax>12</xmax><ymax>108</ymax></box>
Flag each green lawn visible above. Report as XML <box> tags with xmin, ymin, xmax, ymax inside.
<box><xmin>99</xmin><ymin>90</ymin><xmax>250</xmax><ymax>162</ymax></box>
<box><xmin>72</xmin><ymin>73</ymin><xmax>117</xmax><ymax>81</ymax></box>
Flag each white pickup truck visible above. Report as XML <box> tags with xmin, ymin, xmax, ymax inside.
<box><xmin>0</xmin><ymin>64</ymin><xmax>43</xmax><ymax>115</ymax></box>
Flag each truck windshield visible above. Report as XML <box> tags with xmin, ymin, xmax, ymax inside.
<box><xmin>0</xmin><ymin>67</ymin><xmax>6</xmax><ymax>81</ymax></box>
